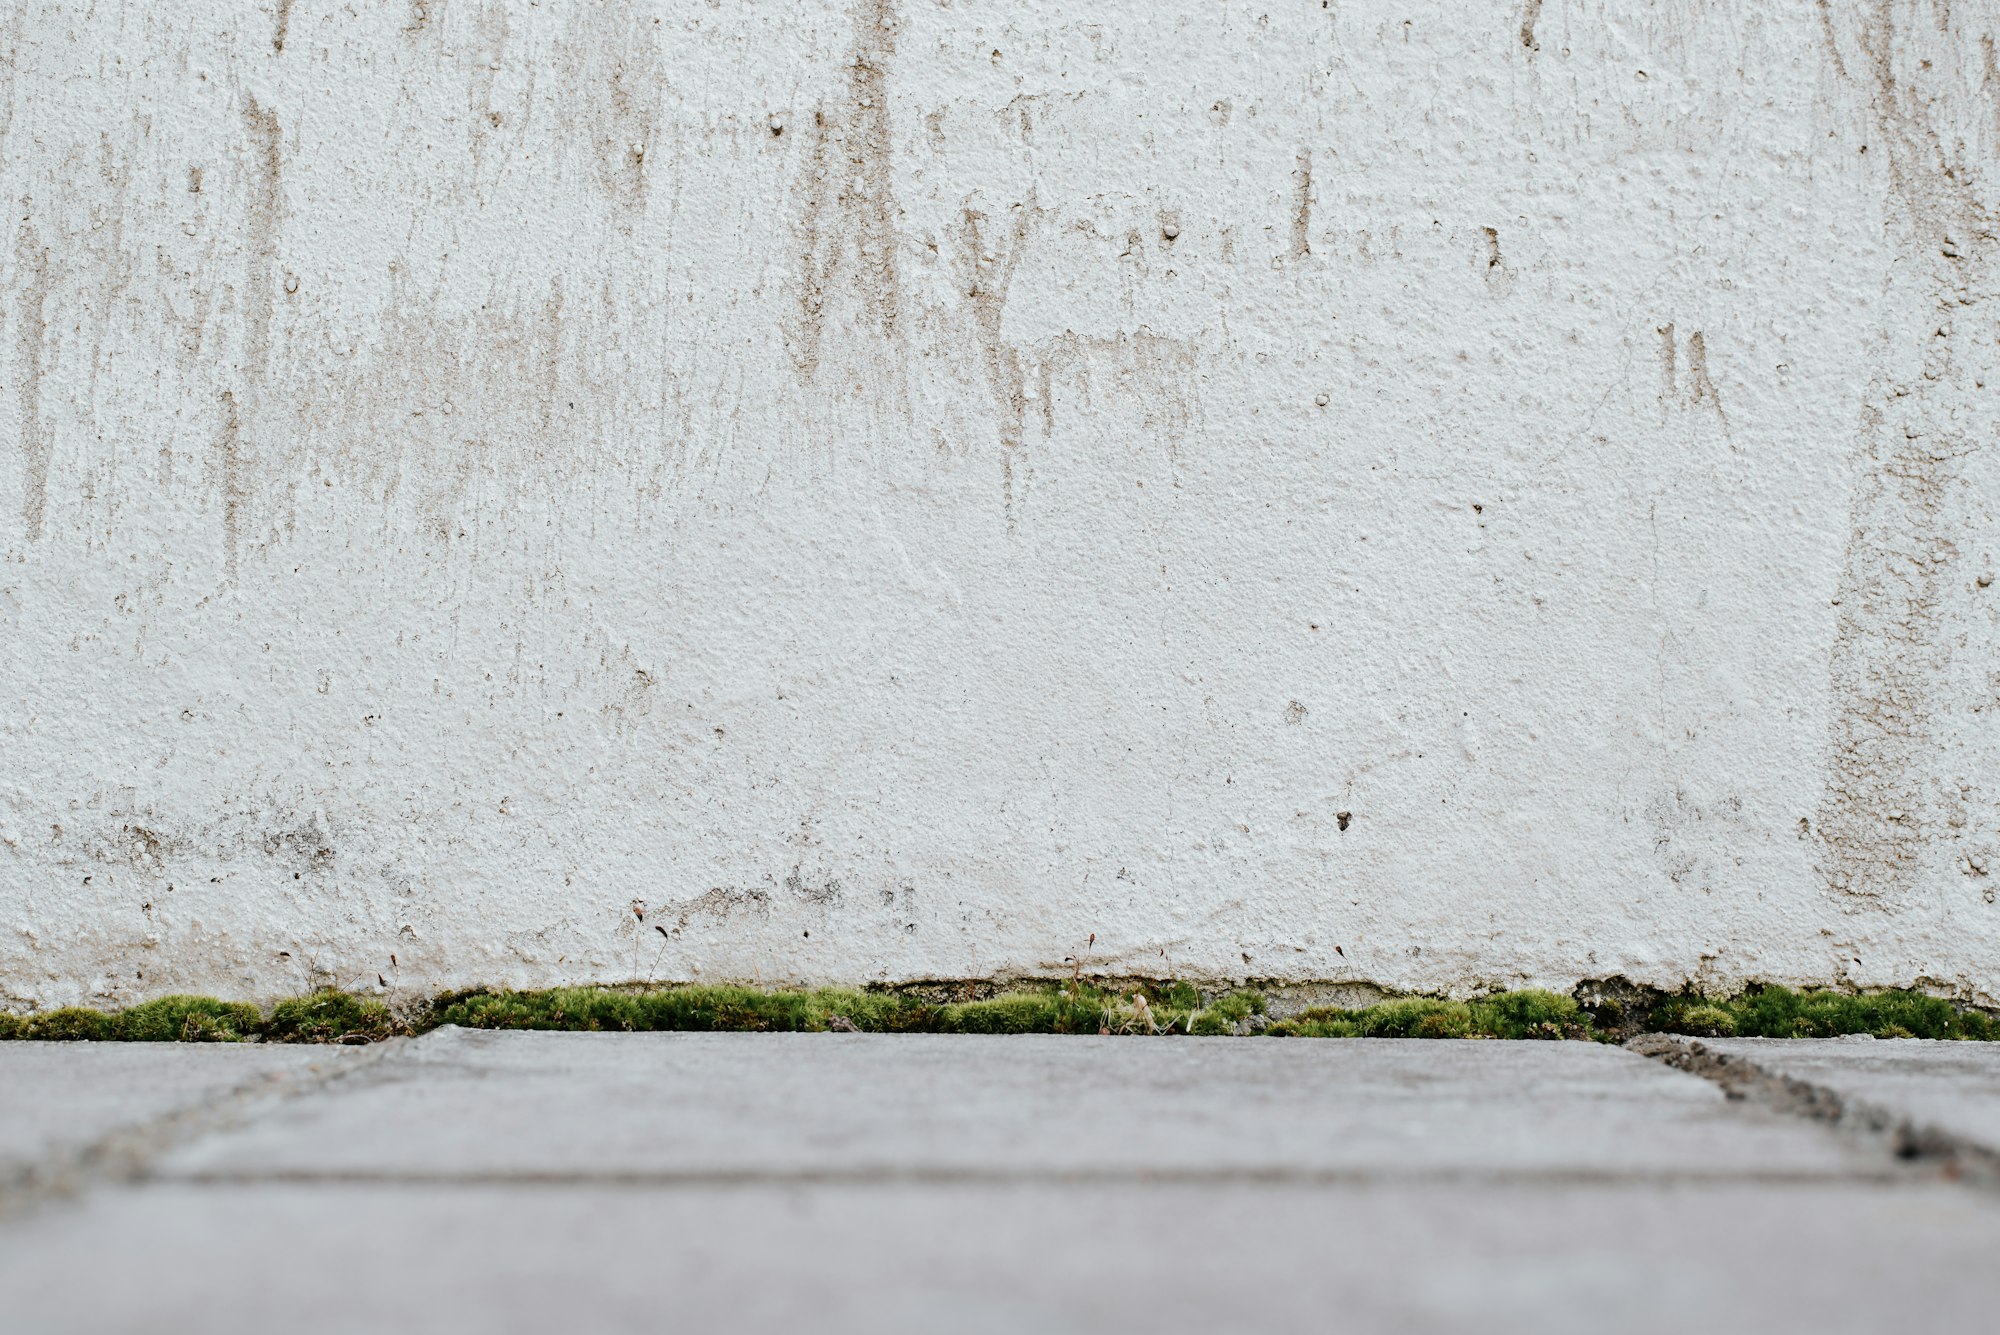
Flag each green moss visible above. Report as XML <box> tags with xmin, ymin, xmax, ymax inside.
<box><xmin>1266</xmin><ymin>989</ymin><xmax>1593</xmax><ymax>1040</ymax></box>
<box><xmin>1359</xmin><ymin>998</ymin><xmax>1474</xmax><ymax>1038</ymax></box>
<box><xmin>1656</xmin><ymin>1002</ymin><xmax>1738</xmax><ymax>1038</ymax></box>
<box><xmin>421</xmin><ymin>981</ymin><xmax>1275</xmax><ymax>1038</ymax></box>
<box><xmin>263</xmin><ymin>989</ymin><xmax>403</xmax><ymax>1044</ymax></box>
<box><xmin>1266</xmin><ymin>1013</ymin><xmax>1362</xmax><ymax>1038</ymax></box>
<box><xmin>24</xmin><ymin>1007</ymin><xmax>117</xmax><ymax>1041</ymax></box>
<box><xmin>940</xmin><ymin>991</ymin><xmax>1069</xmax><ymax>1034</ymax></box>
<box><xmin>431</xmin><ymin>982</ymin><xmax>1162</xmax><ymax>1037</ymax></box>
<box><xmin>112</xmin><ymin>995</ymin><xmax>262</xmax><ymax>1043</ymax></box>
<box><xmin>1268</xmin><ymin>998</ymin><xmax>1477</xmax><ymax>1039</ymax></box>
<box><xmin>0</xmin><ymin>980</ymin><xmax>1993</xmax><ymax>1044</ymax></box>
<box><xmin>1186</xmin><ymin>990</ymin><xmax>1265</xmax><ymax>1036</ymax></box>
<box><xmin>1683</xmin><ymin>986</ymin><xmax>1997</xmax><ymax>1041</ymax></box>
<box><xmin>1468</xmin><ymin>989</ymin><xmax>1585</xmax><ymax>1039</ymax></box>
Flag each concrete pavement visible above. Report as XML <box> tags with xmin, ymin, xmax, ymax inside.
<box><xmin>1700</xmin><ymin>1036</ymin><xmax>2000</xmax><ymax>1153</ymax></box>
<box><xmin>3</xmin><ymin>1032</ymin><xmax>1997</xmax><ymax>1333</ymax></box>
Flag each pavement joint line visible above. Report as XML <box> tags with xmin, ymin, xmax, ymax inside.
<box><xmin>148</xmin><ymin>1164</ymin><xmax>1923</xmax><ymax>1191</ymax></box>
<box><xmin>0</xmin><ymin>1038</ymin><xmax>415</xmax><ymax>1222</ymax></box>
<box><xmin>1626</xmin><ymin>1035</ymin><xmax>2000</xmax><ymax>1189</ymax></box>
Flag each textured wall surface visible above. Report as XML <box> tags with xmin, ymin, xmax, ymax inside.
<box><xmin>2</xmin><ymin>1</ymin><xmax>1997</xmax><ymax>1009</ymax></box>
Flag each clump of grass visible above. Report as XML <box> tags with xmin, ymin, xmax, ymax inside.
<box><xmin>263</xmin><ymin>988</ymin><xmax>405</xmax><ymax>1043</ymax></box>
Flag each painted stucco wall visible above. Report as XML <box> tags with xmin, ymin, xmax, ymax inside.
<box><xmin>2</xmin><ymin>0</ymin><xmax>1997</xmax><ymax>1009</ymax></box>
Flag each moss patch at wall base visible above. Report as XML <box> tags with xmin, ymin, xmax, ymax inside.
<box><xmin>1</xmin><ymin>982</ymin><xmax>1996</xmax><ymax>1044</ymax></box>
<box><xmin>1264</xmin><ymin>989</ymin><xmax>1593</xmax><ymax>1039</ymax></box>
<box><xmin>428</xmin><ymin>981</ymin><xmax>1249</xmax><ymax>1037</ymax></box>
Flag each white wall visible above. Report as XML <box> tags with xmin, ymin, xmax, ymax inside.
<box><xmin>3</xmin><ymin>0</ymin><xmax>1997</xmax><ymax>1009</ymax></box>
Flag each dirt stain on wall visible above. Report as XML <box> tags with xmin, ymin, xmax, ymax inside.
<box><xmin>1656</xmin><ymin>322</ymin><xmax>1724</xmax><ymax>418</ymax></box>
<box><xmin>1291</xmin><ymin>149</ymin><xmax>1313</xmax><ymax>259</ymax></box>
<box><xmin>241</xmin><ymin>99</ymin><xmax>282</xmax><ymax>378</ymax></box>
<box><xmin>215</xmin><ymin>390</ymin><xmax>247</xmax><ymax>582</ymax></box>
<box><xmin>567</xmin><ymin>4</ymin><xmax>659</xmax><ymax>218</ymax></box>
<box><xmin>787</xmin><ymin>0</ymin><xmax>904</xmax><ymax>379</ymax></box>
<box><xmin>12</xmin><ymin>221</ymin><xmax>51</xmax><ymax>541</ymax></box>
<box><xmin>1685</xmin><ymin>330</ymin><xmax>1723</xmax><ymax>418</ymax></box>
<box><xmin>957</xmin><ymin>200</ymin><xmax>1037</xmax><ymax>528</ymax></box>
<box><xmin>1816</xmin><ymin>1</ymin><xmax>1995</xmax><ymax>911</ymax></box>
<box><xmin>226</xmin><ymin>98</ymin><xmax>284</xmax><ymax>583</ymax></box>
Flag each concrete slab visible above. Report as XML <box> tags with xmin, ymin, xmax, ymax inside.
<box><xmin>5</xmin><ymin>1035</ymin><xmax>1997</xmax><ymax>1333</ymax></box>
<box><xmin>3</xmin><ymin>1179</ymin><xmax>1997</xmax><ymax>1335</ymax></box>
<box><xmin>155</xmin><ymin>1029</ymin><xmax>1881</xmax><ymax>1183</ymax></box>
<box><xmin>1699</xmin><ymin>1038</ymin><xmax>2000</xmax><ymax>1153</ymax></box>
<box><xmin>0</xmin><ymin>1043</ymin><xmax>367</xmax><ymax>1183</ymax></box>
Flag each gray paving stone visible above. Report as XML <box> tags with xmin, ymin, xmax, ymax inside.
<box><xmin>0</xmin><ymin>1042</ymin><xmax>366</xmax><ymax>1181</ymax></box>
<box><xmin>4</xmin><ymin>1034</ymin><xmax>1997</xmax><ymax>1333</ymax></box>
<box><xmin>3</xmin><ymin>1178</ymin><xmax>1997</xmax><ymax>1334</ymax></box>
<box><xmin>153</xmin><ymin>1029</ymin><xmax>1880</xmax><ymax>1183</ymax></box>
<box><xmin>1700</xmin><ymin>1037</ymin><xmax>2000</xmax><ymax>1153</ymax></box>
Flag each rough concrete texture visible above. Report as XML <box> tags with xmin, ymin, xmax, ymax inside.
<box><xmin>5</xmin><ymin>1034</ymin><xmax>2000</xmax><ymax>1333</ymax></box>
<box><xmin>2</xmin><ymin>2</ymin><xmax>1998</xmax><ymax>1008</ymax></box>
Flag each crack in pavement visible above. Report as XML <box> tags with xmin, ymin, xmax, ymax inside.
<box><xmin>1627</xmin><ymin>1035</ymin><xmax>2000</xmax><ymax>1190</ymax></box>
<box><xmin>0</xmin><ymin>1041</ymin><xmax>411</xmax><ymax>1222</ymax></box>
